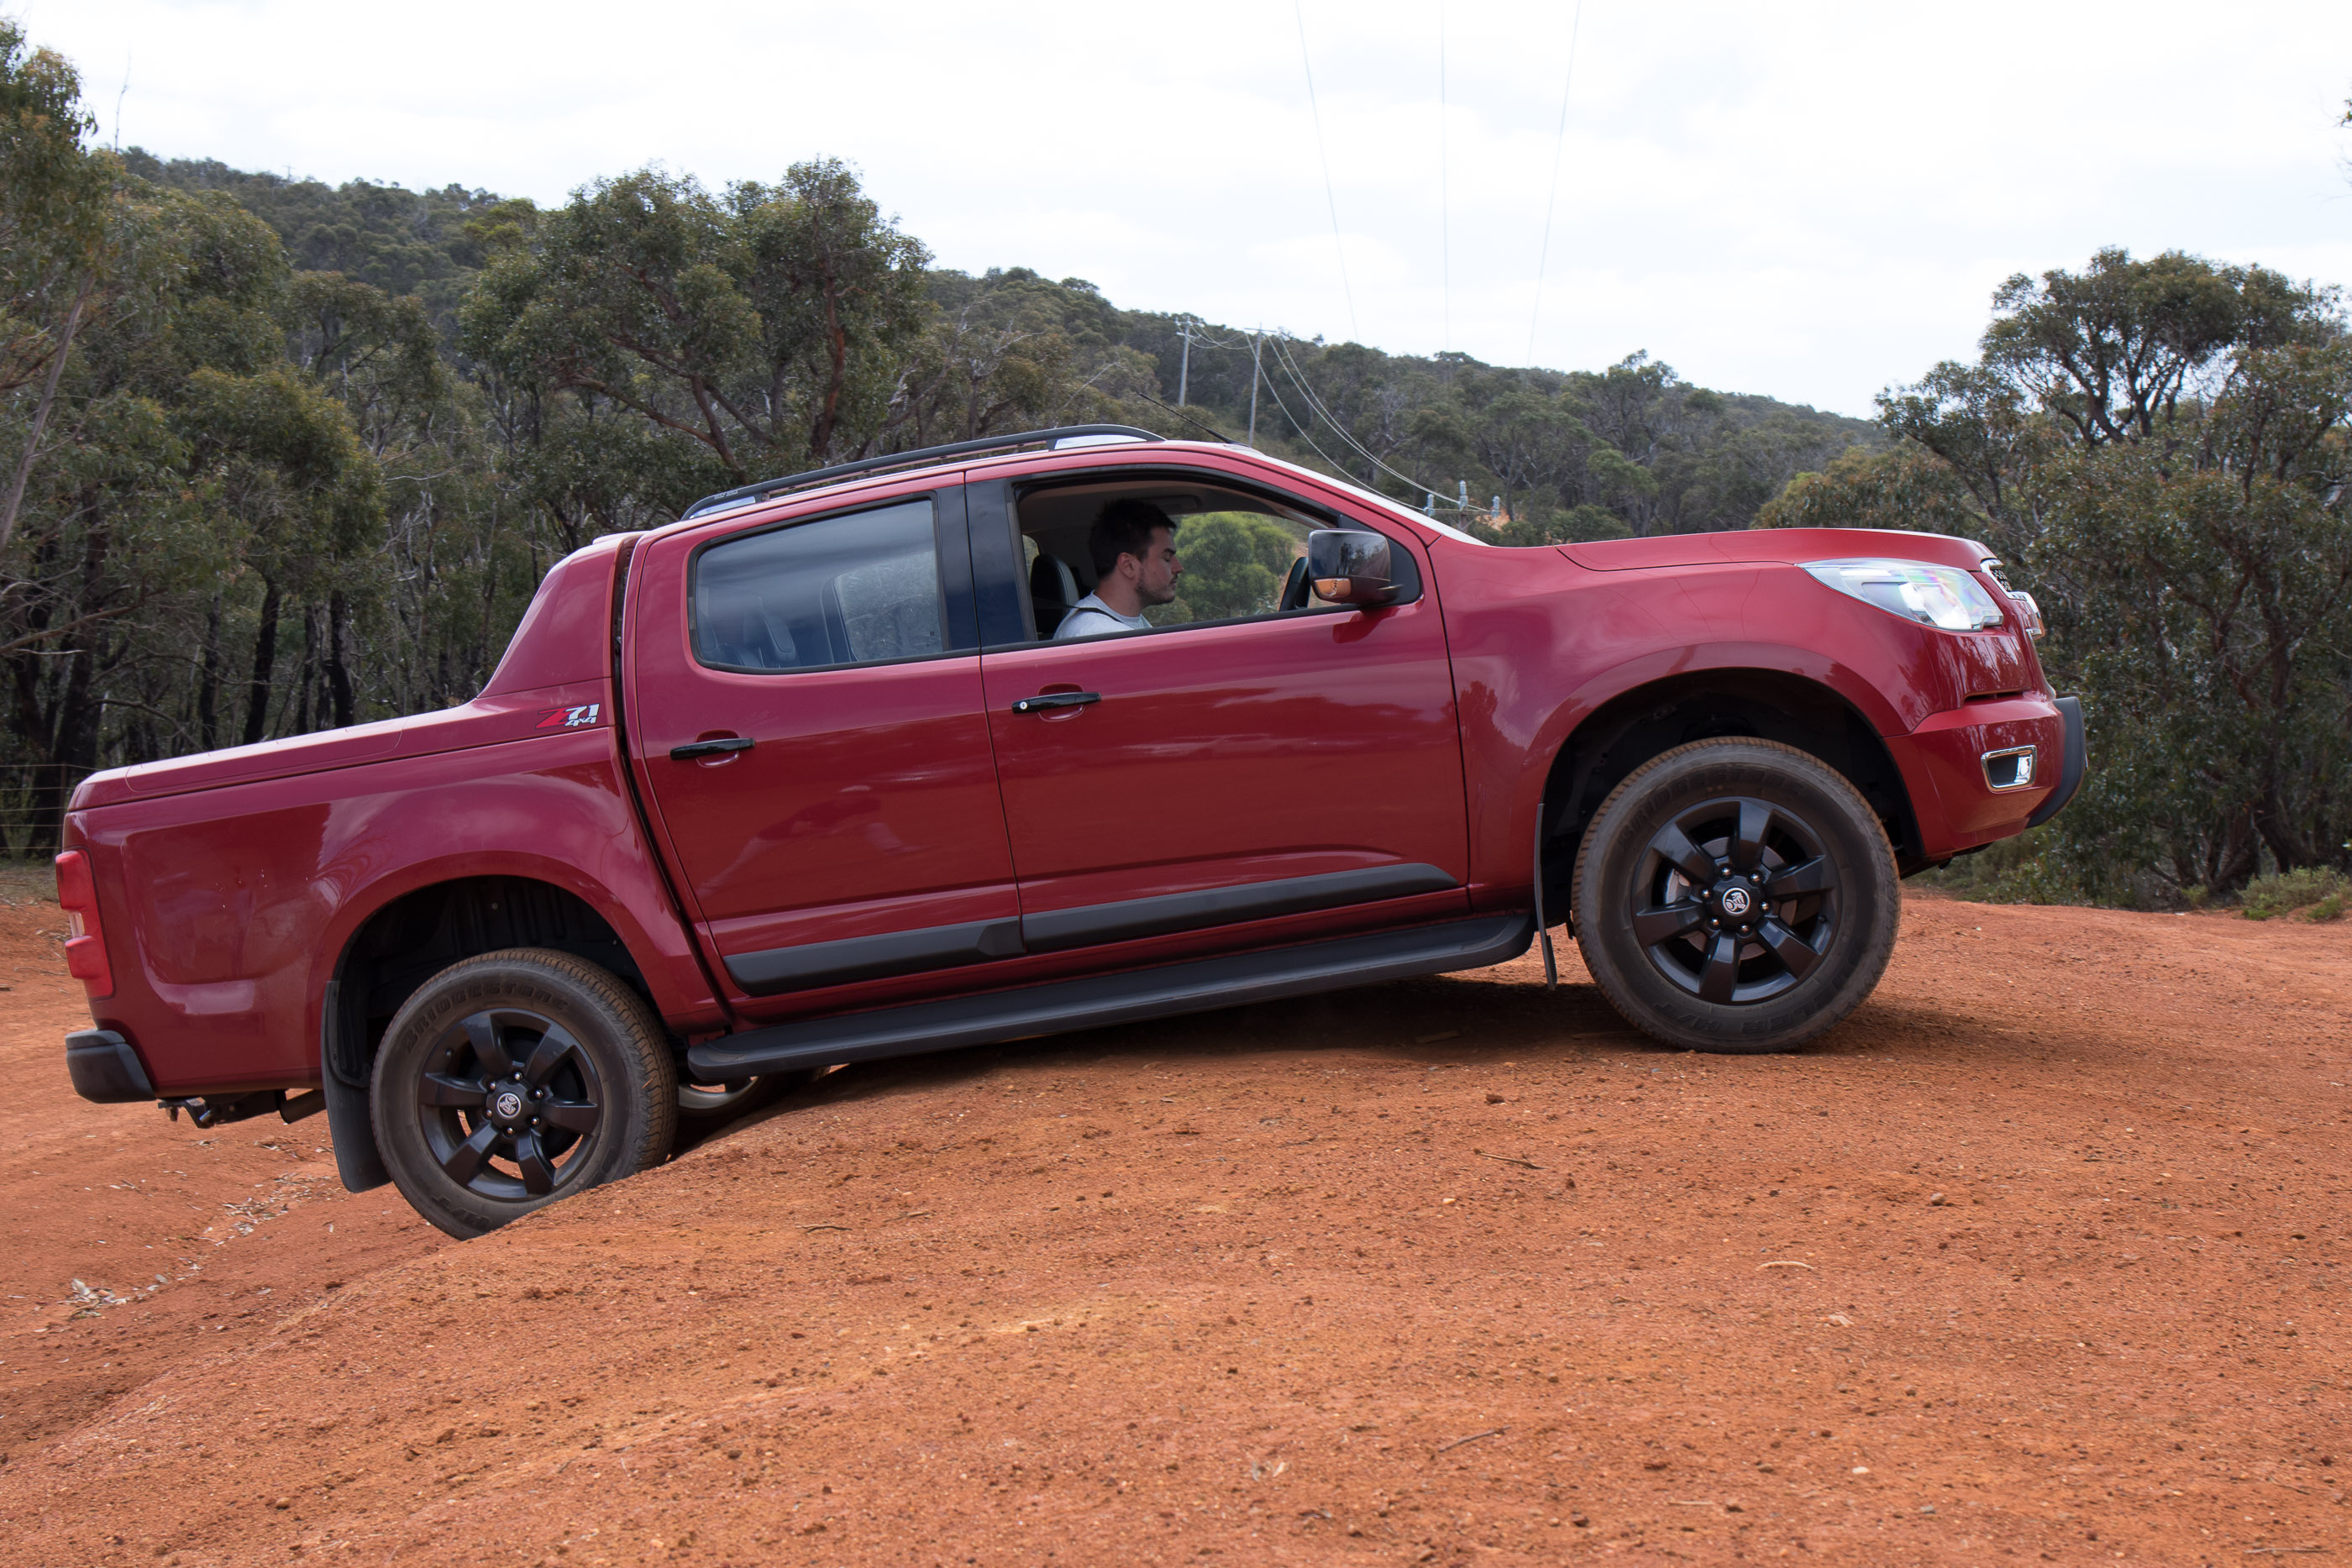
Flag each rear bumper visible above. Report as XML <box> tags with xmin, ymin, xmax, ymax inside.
<box><xmin>66</xmin><ymin>1029</ymin><xmax>155</xmax><ymax>1104</ymax></box>
<box><xmin>1886</xmin><ymin>695</ymin><xmax>2079</xmax><ymax>860</ymax></box>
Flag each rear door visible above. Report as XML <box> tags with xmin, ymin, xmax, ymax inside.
<box><xmin>628</xmin><ymin>483</ymin><xmax>1021</xmax><ymax>1019</ymax></box>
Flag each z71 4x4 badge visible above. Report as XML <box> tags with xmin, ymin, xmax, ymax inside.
<box><xmin>534</xmin><ymin>703</ymin><xmax>602</xmax><ymax>731</ymax></box>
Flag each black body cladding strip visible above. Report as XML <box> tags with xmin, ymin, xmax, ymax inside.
<box><xmin>691</xmin><ymin>914</ymin><xmax>1531</xmax><ymax>1079</ymax></box>
<box><xmin>725</xmin><ymin>918</ymin><xmax>1026</xmax><ymax>997</ymax></box>
<box><xmin>1019</xmin><ymin>863</ymin><xmax>1460</xmax><ymax>952</ymax></box>
<box><xmin>721</xmin><ymin>863</ymin><xmax>1463</xmax><ymax>995</ymax></box>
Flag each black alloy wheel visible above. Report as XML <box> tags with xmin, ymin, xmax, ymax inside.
<box><xmin>1572</xmin><ymin>738</ymin><xmax>1898</xmax><ymax>1054</ymax></box>
<box><xmin>371</xmin><ymin>948</ymin><xmax>676</xmax><ymax>1238</ymax></box>
<box><xmin>1632</xmin><ymin>794</ymin><xmax>1837</xmax><ymax>1004</ymax></box>
<box><xmin>417</xmin><ymin>1008</ymin><xmax>604</xmax><ymax>1199</ymax></box>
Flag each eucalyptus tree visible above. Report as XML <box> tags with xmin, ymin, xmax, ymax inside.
<box><xmin>1760</xmin><ymin>249</ymin><xmax>2352</xmax><ymax>895</ymax></box>
<box><xmin>462</xmin><ymin>158</ymin><xmax>932</xmax><ymax>509</ymax></box>
<box><xmin>2</xmin><ymin>176</ymin><xmax>384</xmax><ymax>849</ymax></box>
<box><xmin>0</xmin><ymin>19</ymin><xmax>113</xmax><ymax>554</ymax></box>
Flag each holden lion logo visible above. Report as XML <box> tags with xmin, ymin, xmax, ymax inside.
<box><xmin>494</xmin><ymin>1091</ymin><xmax>523</xmax><ymax>1120</ymax></box>
<box><xmin>1720</xmin><ymin>886</ymin><xmax>1753</xmax><ymax>918</ymax></box>
<box><xmin>534</xmin><ymin>703</ymin><xmax>602</xmax><ymax>731</ymax></box>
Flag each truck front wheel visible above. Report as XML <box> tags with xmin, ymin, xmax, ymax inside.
<box><xmin>1571</xmin><ymin>738</ymin><xmax>1898</xmax><ymax>1054</ymax></box>
<box><xmin>370</xmin><ymin>948</ymin><xmax>678</xmax><ymax>1238</ymax></box>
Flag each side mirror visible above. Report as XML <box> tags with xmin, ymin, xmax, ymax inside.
<box><xmin>1306</xmin><ymin>529</ymin><xmax>1399</xmax><ymax>606</ymax></box>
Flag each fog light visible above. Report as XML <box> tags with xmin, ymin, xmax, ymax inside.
<box><xmin>1982</xmin><ymin>746</ymin><xmax>2036</xmax><ymax>790</ymax></box>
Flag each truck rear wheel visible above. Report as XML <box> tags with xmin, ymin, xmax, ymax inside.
<box><xmin>1571</xmin><ymin>737</ymin><xmax>1898</xmax><ymax>1054</ymax></box>
<box><xmin>676</xmin><ymin>1070</ymin><xmax>818</xmax><ymax>1141</ymax></box>
<box><xmin>370</xmin><ymin>947</ymin><xmax>677</xmax><ymax>1238</ymax></box>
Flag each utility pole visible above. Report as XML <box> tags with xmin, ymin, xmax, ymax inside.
<box><xmin>1247</xmin><ymin>328</ymin><xmax>1263</xmax><ymax>445</ymax></box>
<box><xmin>1177</xmin><ymin>318</ymin><xmax>1194</xmax><ymax>406</ymax></box>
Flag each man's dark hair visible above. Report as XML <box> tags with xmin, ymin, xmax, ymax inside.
<box><xmin>1089</xmin><ymin>498</ymin><xmax>1174</xmax><ymax>579</ymax></box>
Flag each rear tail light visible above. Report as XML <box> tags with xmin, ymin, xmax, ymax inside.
<box><xmin>54</xmin><ymin>850</ymin><xmax>116</xmax><ymax>999</ymax></box>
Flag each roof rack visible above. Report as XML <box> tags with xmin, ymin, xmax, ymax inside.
<box><xmin>679</xmin><ymin>424</ymin><xmax>1168</xmax><ymax>520</ymax></box>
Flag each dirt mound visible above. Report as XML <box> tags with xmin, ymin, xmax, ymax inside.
<box><xmin>2</xmin><ymin>888</ymin><xmax>2346</xmax><ymax>1565</ymax></box>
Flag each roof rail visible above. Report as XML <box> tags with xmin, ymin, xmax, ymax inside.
<box><xmin>679</xmin><ymin>424</ymin><xmax>1168</xmax><ymax>520</ymax></box>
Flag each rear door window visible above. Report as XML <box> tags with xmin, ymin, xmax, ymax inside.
<box><xmin>690</xmin><ymin>497</ymin><xmax>945</xmax><ymax>672</ymax></box>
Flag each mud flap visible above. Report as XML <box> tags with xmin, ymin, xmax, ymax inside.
<box><xmin>321</xmin><ymin>978</ymin><xmax>390</xmax><ymax>1193</ymax></box>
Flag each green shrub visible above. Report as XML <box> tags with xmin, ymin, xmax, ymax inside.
<box><xmin>2239</xmin><ymin>866</ymin><xmax>2349</xmax><ymax>920</ymax></box>
<box><xmin>2306</xmin><ymin>891</ymin><xmax>2345</xmax><ymax>923</ymax></box>
<box><xmin>1912</xmin><ymin>825</ymin><xmax>2089</xmax><ymax>905</ymax></box>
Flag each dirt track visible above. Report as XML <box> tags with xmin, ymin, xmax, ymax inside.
<box><xmin>1</xmin><ymin>882</ymin><xmax>2346</xmax><ymax>1566</ymax></box>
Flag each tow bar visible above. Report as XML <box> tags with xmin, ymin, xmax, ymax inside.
<box><xmin>160</xmin><ymin>1088</ymin><xmax>326</xmax><ymax>1130</ymax></box>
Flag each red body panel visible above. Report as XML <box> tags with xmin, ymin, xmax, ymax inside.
<box><xmin>979</xmin><ymin>594</ymin><xmax>1468</xmax><ymax>917</ymax></box>
<box><xmin>58</xmin><ymin>439</ymin><xmax>2072</xmax><ymax>1102</ymax></box>
<box><xmin>1429</xmin><ymin>532</ymin><xmax>2055</xmax><ymax>903</ymax></box>
<box><xmin>623</xmin><ymin>491</ymin><xmax>1022</xmax><ymax>1023</ymax></box>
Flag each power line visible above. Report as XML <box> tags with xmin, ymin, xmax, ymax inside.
<box><xmin>1290</xmin><ymin>0</ymin><xmax>1359</xmax><ymax>343</ymax></box>
<box><xmin>1240</xmin><ymin>334</ymin><xmax>1495</xmax><ymax>521</ymax></box>
<box><xmin>1438</xmin><ymin>0</ymin><xmax>1450</xmax><ymax>355</ymax></box>
<box><xmin>1267</xmin><ymin>335</ymin><xmax>1490</xmax><ymax>513</ymax></box>
<box><xmin>1525</xmin><ymin>0</ymin><xmax>1587</xmax><ymax>364</ymax></box>
<box><xmin>1251</xmin><ymin>363</ymin><xmax>1367</xmax><ymax>486</ymax></box>
<box><xmin>1272</xmin><ymin>338</ymin><xmax>1410</xmax><ymax>489</ymax></box>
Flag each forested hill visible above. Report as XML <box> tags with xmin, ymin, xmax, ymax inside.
<box><xmin>15</xmin><ymin>13</ymin><xmax>2346</xmax><ymax>910</ymax></box>
<box><xmin>127</xmin><ymin>149</ymin><xmax>1878</xmax><ymax>543</ymax></box>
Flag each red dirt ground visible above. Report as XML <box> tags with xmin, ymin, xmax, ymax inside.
<box><xmin>1</xmin><ymin>883</ymin><xmax>2346</xmax><ymax>1567</ymax></box>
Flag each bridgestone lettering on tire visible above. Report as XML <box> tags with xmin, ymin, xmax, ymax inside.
<box><xmin>1571</xmin><ymin>738</ymin><xmax>1898</xmax><ymax>1054</ymax></box>
<box><xmin>370</xmin><ymin>947</ymin><xmax>677</xmax><ymax>1238</ymax></box>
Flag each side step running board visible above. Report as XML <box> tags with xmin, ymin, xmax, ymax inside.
<box><xmin>689</xmin><ymin>914</ymin><xmax>1535</xmax><ymax>1081</ymax></box>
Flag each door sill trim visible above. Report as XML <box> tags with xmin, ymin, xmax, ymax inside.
<box><xmin>1020</xmin><ymin>862</ymin><xmax>1457</xmax><ymax>952</ymax></box>
<box><xmin>689</xmin><ymin>913</ymin><xmax>1533</xmax><ymax>1079</ymax></box>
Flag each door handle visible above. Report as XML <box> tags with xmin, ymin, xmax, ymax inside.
<box><xmin>1010</xmin><ymin>691</ymin><xmax>1101</xmax><ymax>715</ymax></box>
<box><xmin>669</xmin><ymin>737</ymin><xmax>756</xmax><ymax>761</ymax></box>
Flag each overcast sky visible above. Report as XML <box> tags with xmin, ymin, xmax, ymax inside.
<box><xmin>24</xmin><ymin>0</ymin><xmax>2352</xmax><ymax>416</ymax></box>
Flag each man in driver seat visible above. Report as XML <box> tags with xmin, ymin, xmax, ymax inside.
<box><xmin>1053</xmin><ymin>498</ymin><xmax>1184</xmax><ymax>638</ymax></box>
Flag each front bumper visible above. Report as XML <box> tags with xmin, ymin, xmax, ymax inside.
<box><xmin>1885</xmin><ymin>694</ymin><xmax>2083</xmax><ymax>861</ymax></box>
<box><xmin>2025</xmin><ymin>695</ymin><xmax>2085</xmax><ymax>830</ymax></box>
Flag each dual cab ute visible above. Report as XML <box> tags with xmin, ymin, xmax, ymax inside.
<box><xmin>55</xmin><ymin>426</ymin><xmax>2081</xmax><ymax>1236</ymax></box>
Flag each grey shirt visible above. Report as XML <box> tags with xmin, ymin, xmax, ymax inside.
<box><xmin>1053</xmin><ymin>592</ymin><xmax>1152</xmax><ymax>639</ymax></box>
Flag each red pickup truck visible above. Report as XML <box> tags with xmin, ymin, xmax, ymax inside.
<box><xmin>55</xmin><ymin>426</ymin><xmax>2080</xmax><ymax>1236</ymax></box>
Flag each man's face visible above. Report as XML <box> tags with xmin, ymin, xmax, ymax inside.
<box><xmin>1131</xmin><ymin>526</ymin><xmax>1183</xmax><ymax>606</ymax></box>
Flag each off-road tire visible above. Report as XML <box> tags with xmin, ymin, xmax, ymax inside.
<box><xmin>1571</xmin><ymin>737</ymin><xmax>1898</xmax><ymax>1054</ymax></box>
<box><xmin>370</xmin><ymin>947</ymin><xmax>677</xmax><ymax>1238</ymax></box>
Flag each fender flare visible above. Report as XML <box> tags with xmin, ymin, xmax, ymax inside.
<box><xmin>1504</xmin><ymin>642</ymin><xmax>1913</xmax><ymax>868</ymax></box>
<box><xmin>310</xmin><ymin>848</ymin><xmax>701</xmax><ymax>1196</ymax></box>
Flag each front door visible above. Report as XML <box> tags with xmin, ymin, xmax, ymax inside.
<box><xmin>629</xmin><ymin>485</ymin><xmax>1021</xmax><ymax>1017</ymax></box>
<box><xmin>974</xmin><ymin>471</ymin><xmax>1471</xmax><ymax>958</ymax></box>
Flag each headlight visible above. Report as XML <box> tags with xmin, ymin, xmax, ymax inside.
<box><xmin>1802</xmin><ymin>558</ymin><xmax>2005</xmax><ymax>632</ymax></box>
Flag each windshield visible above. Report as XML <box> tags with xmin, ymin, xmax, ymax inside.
<box><xmin>1242</xmin><ymin>450</ymin><xmax>1491</xmax><ymax>546</ymax></box>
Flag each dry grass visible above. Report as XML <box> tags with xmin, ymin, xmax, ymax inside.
<box><xmin>0</xmin><ymin>858</ymin><xmax>56</xmax><ymax>907</ymax></box>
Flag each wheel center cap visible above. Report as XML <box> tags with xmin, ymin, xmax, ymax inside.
<box><xmin>491</xmin><ymin>1088</ymin><xmax>525</xmax><ymax>1124</ymax></box>
<box><xmin>1719</xmin><ymin>884</ymin><xmax>1753</xmax><ymax>920</ymax></box>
